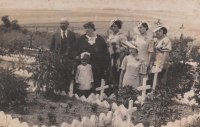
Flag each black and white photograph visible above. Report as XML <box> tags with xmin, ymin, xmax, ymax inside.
<box><xmin>0</xmin><ymin>0</ymin><xmax>200</xmax><ymax>126</ymax></box>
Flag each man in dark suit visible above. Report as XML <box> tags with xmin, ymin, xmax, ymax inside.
<box><xmin>50</xmin><ymin>18</ymin><xmax>76</xmax><ymax>59</ymax></box>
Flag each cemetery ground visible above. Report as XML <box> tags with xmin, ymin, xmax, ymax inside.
<box><xmin>1</xmin><ymin>20</ymin><xmax>200</xmax><ymax>126</ymax></box>
<box><xmin>1</xmin><ymin>83</ymin><xmax>200</xmax><ymax>127</ymax></box>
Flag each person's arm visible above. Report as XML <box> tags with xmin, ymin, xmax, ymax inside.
<box><xmin>119</xmin><ymin>57</ymin><xmax>127</xmax><ymax>87</ymax></box>
<box><xmin>75</xmin><ymin>66</ymin><xmax>80</xmax><ymax>83</ymax></box>
<box><xmin>147</xmin><ymin>39</ymin><xmax>155</xmax><ymax>68</ymax></box>
<box><xmin>159</xmin><ymin>38</ymin><xmax>172</xmax><ymax>68</ymax></box>
<box><xmin>138</xmin><ymin>60</ymin><xmax>148</xmax><ymax>86</ymax></box>
<box><xmin>90</xmin><ymin>65</ymin><xmax>94</xmax><ymax>88</ymax></box>
<box><xmin>160</xmin><ymin>51</ymin><xmax>169</xmax><ymax>68</ymax></box>
<box><xmin>119</xmin><ymin>70</ymin><xmax>125</xmax><ymax>87</ymax></box>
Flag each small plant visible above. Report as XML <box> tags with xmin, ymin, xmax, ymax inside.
<box><xmin>37</xmin><ymin>115</ymin><xmax>44</xmax><ymax>122</ymax></box>
<box><xmin>114</xmin><ymin>85</ymin><xmax>139</xmax><ymax>108</ymax></box>
<box><xmin>91</xmin><ymin>103</ymin><xmax>98</xmax><ymax>112</ymax></box>
<box><xmin>0</xmin><ymin>68</ymin><xmax>29</xmax><ymax>107</ymax></box>
<box><xmin>49</xmin><ymin>104</ymin><xmax>56</xmax><ymax>110</ymax></box>
<box><xmin>47</xmin><ymin>112</ymin><xmax>56</xmax><ymax>125</ymax></box>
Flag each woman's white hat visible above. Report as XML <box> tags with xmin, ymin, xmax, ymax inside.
<box><xmin>134</xmin><ymin>21</ymin><xmax>151</xmax><ymax>34</ymax></box>
<box><xmin>153</xmin><ymin>24</ymin><xmax>169</xmax><ymax>32</ymax></box>
<box><xmin>109</xmin><ymin>19</ymin><xmax>123</xmax><ymax>28</ymax></box>
<box><xmin>125</xmin><ymin>41</ymin><xmax>137</xmax><ymax>49</ymax></box>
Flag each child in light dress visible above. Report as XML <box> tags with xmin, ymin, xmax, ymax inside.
<box><xmin>75</xmin><ymin>52</ymin><xmax>94</xmax><ymax>97</ymax></box>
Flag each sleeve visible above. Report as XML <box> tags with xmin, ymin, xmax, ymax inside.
<box><xmin>147</xmin><ymin>39</ymin><xmax>155</xmax><ymax>53</ymax></box>
<box><xmin>121</xmin><ymin>56</ymin><xmax>128</xmax><ymax>70</ymax></box>
<box><xmin>139</xmin><ymin>60</ymin><xmax>147</xmax><ymax>74</ymax></box>
<box><xmin>160</xmin><ymin>38</ymin><xmax>172</xmax><ymax>52</ymax></box>
<box><xmin>75</xmin><ymin>66</ymin><xmax>80</xmax><ymax>83</ymax></box>
<box><xmin>132</xmin><ymin>35</ymin><xmax>137</xmax><ymax>41</ymax></box>
<box><xmin>119</xmin><ymin>34</ymin><xmax>129</xmax><ymax>51</ymax></box>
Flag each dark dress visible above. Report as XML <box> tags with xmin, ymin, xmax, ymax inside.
<box><xmin>74</xmin><ymin>34</ymin><xmax>109</xmax><ymax>93</ymax></box>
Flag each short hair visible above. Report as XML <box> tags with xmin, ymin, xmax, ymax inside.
<box><xmin>161</xmin><ymin>27</ymin><xmax>168</xmax><ymax>34</ymax></box>
<box><xmin>83</xmin><ymin>22</ymin><xmax>96</xmax><ymax>31</ymax></box>
<box><xmin>113</xmin><ymin>21</ymin><xmax>122</xmax><ymax>29</ymax></box>
<box><xmin>141</xmin><ymin>22</ymin><xmax>149</xmax><ymax>31</ymax></box>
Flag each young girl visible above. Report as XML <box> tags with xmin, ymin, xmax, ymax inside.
<box><xmin>75</xmin><ymin>52</ymin><xmax>94</xmax><ymax>97</ymax></box>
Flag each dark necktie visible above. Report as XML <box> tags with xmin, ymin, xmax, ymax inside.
<box><xmin>63</xmin><ymin>31</ymin><xmax>67</xmax><ymax>40</ymax></box>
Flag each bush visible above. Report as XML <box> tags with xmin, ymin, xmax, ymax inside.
<box><xmin>114</xmin><ymin>85</ymin><xmax>139</xmax><ymax>108</ymax></box>
<box><xmin>166</xmin><ymin>63</ymin><xmax>194</xmax><ymax>96</ymax></box>
<box><xmin>0</xmin><ymin>68</ymin><xmax>29</xmax><ymax>107</ymax></box>
<box><xmin>30</xmin><ymin>51</ymin><xmax>75</xmax><ymax>96</ymax></box>
<box><xmin>170</xmin><ymin>36</ymin><xmax>195</xmax><ymax>64</ymax></box>
<box><xmin>1</xmin><ymin>15</ymin><xmax>11</xmax><ymax>27</ymax></box>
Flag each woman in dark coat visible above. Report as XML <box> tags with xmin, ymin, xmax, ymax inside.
<box><xmin>75</xmin><ymin>22</ymin><xmax>109</xmax><ymax>93</ymax></box>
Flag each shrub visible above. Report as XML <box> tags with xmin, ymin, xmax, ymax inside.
<box><xmin>166</xmin><ymin>62</ymin><xmax>194</xmax><ymax>96</ymax></box>
<box><xmin>30</xmin><ymin>51</ymin><xmax>74</xmax><ymax>96</ymax></box>
<box><xmin>0</xmin><ymin>68</ymin><xmax>29</xmax><ymax>108</ymax></box>
<box><xmin>114</xmin><ymin>85</ymin><xmax>139</xmax><ymax>108</ymax></box>
<box><xmin>1</xmin><ymin>15</ymin><xmax>11</xmax><ymax>27</ymax></box>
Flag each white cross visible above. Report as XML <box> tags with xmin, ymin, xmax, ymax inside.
<box><xmin>96</xmin><ymin>79</ymin><xmax>109</xmax><ymax>101</ymax></box>
<box><xmin>137</xmin><ymin>78</ymin><xmax>151</xmax><ymax>105</ymax></box>
<box><xmin>151</xmin><ymin>65</ymin><xmax>162</xmax><ymax>90</ymax></box>
<box><xmin>127</xmin><ymin>100</ymin><xmax>137</xmax><ymax>114</ymax></box>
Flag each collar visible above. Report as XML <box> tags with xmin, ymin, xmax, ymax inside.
<box><xmin>86</xmin><ymin>33</ymin><xmax>97</xmax><ymax>45</ymax></box>
<box><xmin>60</xmin><ymin>29</ymin><xmax>68</xmax><ymax>38</ymax></box>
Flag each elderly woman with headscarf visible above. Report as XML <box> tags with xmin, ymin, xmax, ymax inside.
<box><xmin>107</xmin><ymin>19</ymin><xmax>129</xmax><ymax>86</ymax></box>
<box><xmin>75</xmin><ymin>22</ymin><xmax>109</xmax><ymax>92</ymax></box>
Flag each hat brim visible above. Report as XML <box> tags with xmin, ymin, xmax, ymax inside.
<box><xmin>153</xmin><ymin>26</ymin><xmax>168</xmax><ymax>32</ymax></box>
<box><xmin>109</xmin><ymin>19</ymin><xmax>122</xmax><ymax>28</ymax></box>
<box><xmin>124</xmin><ymin>41</ymin><xmax>137</xmax><ymax>49</ymax></box>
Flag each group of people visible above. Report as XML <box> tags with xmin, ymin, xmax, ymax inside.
<box><xmin>50</xmin><ymin>18</ymin><xmax>172</xmax><ymax>97</ymax></box>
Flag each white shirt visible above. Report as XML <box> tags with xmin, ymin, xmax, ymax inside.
<box><xmin>61</xmin><ymin>29</ymin><xmax>68</xmax><ymax>38</ymax></box>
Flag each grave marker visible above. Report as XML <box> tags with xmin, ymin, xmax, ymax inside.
<box><xmin>96</xmin><ymin>79</ymin><xmax>109</xmax><ymax>101</ymax></box>
<box><xmin>137</xmin><ymin>78</ymin><xmax>151</xmax><ymax>105</ymax></box>
<box><xmin>151</xmin><ymin>65</ymin><xmax>162</xmax><ymax>90</ymax></box>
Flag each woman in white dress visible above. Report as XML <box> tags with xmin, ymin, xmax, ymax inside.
<box><xmin>119</xmin><ymin>41</ymin><xmax>147</xmax><ymax>89</ymax></box>
<box><xmin>133</xmin><ymin>21</ymin><xmax>152</xmax><ymax>66</ymax></box>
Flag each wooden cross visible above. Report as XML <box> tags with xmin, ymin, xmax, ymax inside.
<box><xmin>28</xmin><ymin>34</ymin><xmax>34</xmax><ymax>48</ymax></box>
<box><xmin>96</xmin><ymin>79</ymin><xmax>109</xmax><ymax>101</ymax></box>
<box><xmin>127</xmin><ymin>100</ymin><xmax>137</xmax><ymax>114</ymax></box>
<box><xmin>180</xmin><ymin>24</ymin><xmax>185</xmax><ymax>30</ymax></box>
<box><xmin>137</xmin><ymin>78</ymin><xmax>151</xmax><ymax>105</ymax></box>
<box><xmin>154</xmin><ymin>19</ymin><xmax>162</xmax><ymax>25</ymax></box>
<box><xmin>180</xmin><ymin>24</ymin><xmax>185</xmax><ymax>36</ymax></box>
<box><xmin>151</xmin><ymin>65</ymin><xmax>162</xmax><ymax>90</ymax></box>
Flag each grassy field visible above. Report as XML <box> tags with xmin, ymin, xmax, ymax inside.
<box><xmin>0</xmin><ymin>8</ymin><xmax>199</xmax><ymax>39</ymax></box>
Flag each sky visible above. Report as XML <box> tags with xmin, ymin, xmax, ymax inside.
<box><xmin>0</xmin><ymin>0</ymin><xmax>199</xmax><ymax>13</ymax></box>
